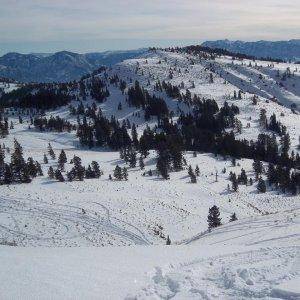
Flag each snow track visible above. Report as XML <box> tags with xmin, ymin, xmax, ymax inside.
<box><xmin>0</xmin><ymin>195</ymin><xmax>150</xmax><ymax>246</ymax></box>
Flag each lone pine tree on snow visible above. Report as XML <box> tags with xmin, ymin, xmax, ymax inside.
<box><xmin>230</xmin><ymin>213</ymin><xmax>238</xmax><ymax>222</ymax></box>
<box><xmin>207</xmin><ymin>205</ymin><xmax>222</xmax><ymax>229</ymax></box>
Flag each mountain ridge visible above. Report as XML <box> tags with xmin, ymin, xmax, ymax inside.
<box><xmin>202</xmin><ymin>39</ymin><xmax>300</xmax><ymax>62</ymax></box>
<box><xmin>0</xmin><ymin>49</ymin><xmax>147</xmax><ymax>83</ymax></box>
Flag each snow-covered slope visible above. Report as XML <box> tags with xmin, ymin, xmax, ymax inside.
<box><xmin>0</xmin><ymin>209</ymin><xmax>298</xmax><ymax>299</ymax></box>
<box><xmin>0</xmin><ymin>48</ymin><xmax>299</xmax><ymax>299</ymax></box>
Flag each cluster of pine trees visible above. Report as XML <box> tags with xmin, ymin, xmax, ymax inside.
<box><xmin>0</xmin><ymin>140</ymin><xmax>43</xmax><ymax>185</ymax></box>
<box><xmin>46</xmin><ymin>145</ymin><xmax>103</xmax><ymax>183</ymax></box>
<box><xmin>34</xmin><ymin>116</ymin><xmax>76</xmax><ymax>132</ymax></box>
<box><xmin>1</xmin><ymin>87</ymin><xmax>72</xmax><ymax>110</ymax></box>
<box><xmin>127</xmin><ymin>80</ymin><xmax>169</xmax><ymax>121</ymax></box>
<box><xmin>112</xmin><ymin>165</ymin><xmax>128</xmax><ymax>181</ymax></box>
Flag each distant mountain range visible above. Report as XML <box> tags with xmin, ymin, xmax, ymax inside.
<box><xmin>202</xmin><ymin>39</ymin><xmax>300</xmax><ymax>62</ymax></box>
<box><xmin>0</xmin><ymin>49</ymin><xmax>146</xmax><ymax>83</ymax></box>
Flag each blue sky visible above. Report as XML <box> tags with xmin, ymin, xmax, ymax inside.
<box><xmin>0</xmin><ymin>0</ymin><xmax>299</xmax><ymax>55</ymax></box>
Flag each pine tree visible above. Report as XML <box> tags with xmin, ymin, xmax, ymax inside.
<box><xmin>48</xmin><ymin>166</ymin><xmax>55</xmax><ymax>179</ymax></box>
<box><xmin>21</xmin><ymin>167</ymin><xmax>31</xmax><ymax>183</ymax></box>
<box><xmin>257</xmin><ymin>177</ymin><xmax>267</xmax><ymax>193</ymax></box>
<box><xmin>55</xmin><ymin>169</ymin><xmax>65</xmax><ymax>182</ymax></box>
<box><xmin>131</xmin><ymin>124</ymin><xmax>139</xmax><ymax>149</ymax></box>
<box><xmin>114</xmin><ymin>165</ymin><xmax>123</xmax><ymax>181</ymax></box>
<box><xmin>122</xmin><ymin>167</ymin><xmax>128</xmax><ymax>181</ymax></box>
<box><xmin>48</xmin><ymin>143</ymin><xmax>56</xmax><ymax>160</ymax></box>
<box><xmin>11</xmin><ymin>139</ymin><xmax>26</xmax><ymax>182</ymax></box>
<box><xmin>195</xmin><ymin>165</ymin><xmax>200</xmax><ymax>177</ymax></box>
<box><xmin>259</xmin><ymin>109</ymin><xmax>267</xmax><ymax>129</ymax></box>
<box><xmin>3</xmin><ymin>164</ymin><xmax>12</xmax><ymax>184</ymax></box>
<box><xmin>230</xmin><ymin>172</ymin><xmax>238</xmax><ymax>192</ymax></box>
<box><xmin>156</xmin><ymin>151</ymin><xmax>170</xmax><ymax>180</ymax></box>
<box><xmin>230</xmin><ymin>213</ymin><xmax>238</xmax><ymax>222</ymax></box>
<box><xmin>0</xmin><ymin>146</ymin><xmax>5</xmax><ymax>167</ymax></box>
<box><xmin>27</xmin><ymin>157</ymin><xmax>38</xmax><ymax>178</ymax></box>
<box><xmin>91</xmin><ymin>161</ymin><xmax>102</xmax><ymax>178</ymax></box>
<box><xmin>253</xmin><ymin>160</ymin><xmax>263</xmax><ymax>180</ymax></box>
<box><xmin>188</xmin><ymin>166</ymin><xmax>197</xmax><ymax>183</ymax></box>
<box><xmin>0</xmin><ymin>147</ymin><xmax>5</xmax><ymax>182</ymax></box>
<box><xmin>67</xmin><ymin>170</ymin><xmax>75</xmax><ymax>182</ymax></box>
<box><xmin>129</xmin><ymin>151</ymin><xmax>137</xmax><ymax>168</ymax></box>
<box><xmin>72</xmin><ymin>156</ymin><xmax>85</xmax><ymax>181</ymax></box>
<box><xmin>166</xmin><ymin>236</ymin><xmax>171</xmax><ymax>245</ymax></box>
<box><xmin>85</xmin><ymin>165</ymin><xmax>94</xmax><ymax>179</ymax></box>
<box><xmin>239</xmin><ymin>169</ymin><xmax>248</xmax><ymax>185</ymax></box>
<box><xmin>139</xmin><ymin>156</ymin><xmax>145</xmax><ymax>170</ymax></box>
<box><xmin>280</xmin><ymin>133</ymin><xmax>290</xmax><ymax>156</ymax></box>
<box><xmin>207</xmin><ymin>206</ymin><xmax>222</xmax><ymax>229</ymax></box>
<box><xmin>58</xmin><ymin>150</ymin><xmax>67</xmax><ymax>171</ymax></box>
<box><xmin>36</xmin><ymin>161</ymin><xmax>43</xmax><ymax>176</ymax></box>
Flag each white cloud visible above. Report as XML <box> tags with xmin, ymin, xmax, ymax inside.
<box><xmin>0</xmin><ymin>0</ymin><xmax>299</xmax><ymax>53</ymax></box>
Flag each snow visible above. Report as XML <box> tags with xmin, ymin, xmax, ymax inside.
<box><xmin>272</xmin><ymin>278</ymin><xmax>300</xmax><ymax>300</ymax></box>
<box><xmin>0</xmin><ymin>49</ymin><xmax>299</xmax><ymax>299</ymax></box>
<box><xmin>0</xmin><ymin>210</ymin><xmax>299</xmax><ymax>299</ymax></box>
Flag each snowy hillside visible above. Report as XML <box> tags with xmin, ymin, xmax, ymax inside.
<box><xmin>0</xmin><ymin>47</ymin><xmax>299</xmax><ymax>299</ymax></box>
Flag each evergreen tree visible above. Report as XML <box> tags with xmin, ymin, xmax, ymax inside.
<box><xmin>239</xmin><ymin>169</ymin><xmax>248</xmax><ymax>185</ymax></box>
<box><xmin>280</xmin><ymin>133</ymin><xmax>290</xmax><ymax>156</ymax></box>
<box><xmin>21</xmin><ymin>167</ymin><xmax>31</xmax><ymax>183</ymax></box>
<box><xmin>58</xmin><ymin>150</ymin><xmax>67</xmax><ymax>171</ymax></box>
<box><xmin>91</xmin><ymin>161</ymin><xmax>102</xmax><ymax>178</ymax></box>
<box><xmin>230</xmin><ymin>213</ymin><xmax>238</xmax><ymax>222</ymax></box>
<box><xmin>207</xmin><ymin>206</ymin><xmax>222</xmax><ymax>229</ymax></box>
<box><xmin>55</xmin><ymin>169</ymin><xmax>65</xmax><ymax>182</ymax></box>
<box><xmin>129</xmin><ymin>150</ymin><xmax>137</xmax><ymax>168</ymax></box>
<box><xmin>48</xmin><ymin>166</ymin><xmax>55</xmax><ymax>179</ymax></box>
<box><xmin>114</xmin><ymin>165</ymin><xmax>123</xmax><ymax>181</ymax></box>
<box><xmin>0</xmin><ymin>147</ymin><xmax>5</xmax><ymax>183</ymax></box>
<box><xmin>122</xmin><ymin>167</ymin><xmax>128</xmax><ymax>181</ymax></box>
<box><xmin>195</xmin><ymin>165</ymin><xmax>200</xmax><ymax>177</ymax></box>
<box><xmin>72</xmin><ymin>156</ymin><xmax>85</xmax><ymax>181</ymax></box>
<box><xmin>139</xmin><ymin>156</ymin><xmax>145</xmax><ymax>170</ymax></box>
<box><xmin>48</xmin><ymin>143</ymin><xmax>56</xmax><ymax>160</ymax></box>
<box><xmin>257</xmin><ymin>177</ymin><xmax>267</xmax><ymax>193</ymax></box>
<box><xmin>10</xmin><ymin>139</ymin><xmax>26</xmax><ymax>182</ymax></box>
<box><xmin>36</xmin><ymin>161</ymin><xmax>43</xmax><ymax>176</ymax></box>
<box><xmin>166</xmin><ymin>236</ymin><xmax>171</xmax><ymax>245</ymax></box>
<box><xmin>253</xmin><ymin>160</ymin><xmax>263</xmax><ymax>180</ymax></box>
<box><xmin>230</xmin><ymin>172</ymin><xmax>238</xmax><ymax>192</ymax></box>
<box><xmin>131</xmin><ymin>124</ymin><xmax>139</xmax><ymax>149</ymax></box>
<box><xmin>85</xmin><ymin>165</ymin><xmax>94</xmax><ymax>179</ymax></box>
<box><xmin>188</xmin><ymin>166</ymin><xmax>197</xmax><ymax>183</ymax></box>
<box><xmin>27</xmin><ymin>157</ymin><xmax>38</xmax><ymax>178</ymax></box>
<box><xmin>156</xmin><ymin>156</ymin><xmax>169</xmax><ymax>180</ymax></box>
<box><xmin>3</xmin><ymin>164</ymin><xmax>13</xmax><ymax>184</ymax></box>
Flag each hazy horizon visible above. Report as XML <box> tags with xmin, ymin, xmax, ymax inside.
<box><xmin>0</xmin><ymin>0</ymin><xmax>299</xmax><ymax>56</ymax></box>
<box><xmin>1</xmin><ymin>38</ymin><xmax>300</xmax><ymax>57</ymax></box>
